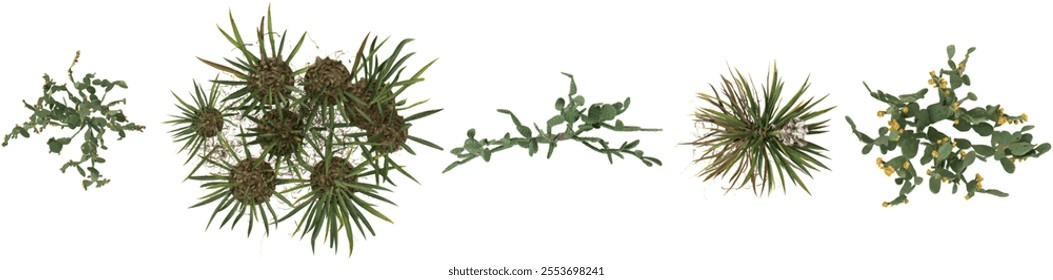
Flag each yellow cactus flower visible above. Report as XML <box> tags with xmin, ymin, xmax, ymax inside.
<box><xmin>997</xmin><ymin>114</ymin><xmax>1008</xmax><ymax>125</ymax></box>
<box><xmin>888</xmin><ymin>119</ymin><xmax>901</xmax><ymax>131</ymax></box>
<box><xmin>904</xmin><ymin>198</ymin><xmax>909</xmax><ymax>205</ymax></box>
<box><xmin>999</xmin><ymin>107</ymin><xmax>1005</xmax><ymax>114</ymax></box>
<box><xmin>929</xmin><ymin>70</ymin><xmax>937</xmax><ymax>77</ymax></box>
<box><xmin>954</xmin><ymin>119</ymin><xmax>960</xmax><ymax>125</ymax></box>
<box><xmin>883</xmin><ymin>166</ymin><xmax>895</xmax><ymax>177</ymax></box>
<box><xmin>958</xmin><ymin>150</ymin><xmax>966</xmax><ymax>158</ymax></box>
<box><xmin>928</xmin><ymin>79</ymin><xmax>935</xmax><ymax>85</ymax></box>
<box><xmin>939</xmin><ymin>79</ymin><xmax>948</xmax><ymax>89</ymax></box>
<box><xmin>976</xmin><ymin>173</ymin><xmax>984</xmax><ymax>183</ymax></box>
<box><xmin>952</xmin><ymin>101</ymin><xmax>959</xmax><ymax>111</ymax></box>
<box><xmin>943</xmin><ymin>137</ymin><xmax>950</xmax><ymax>142</ymax></box>
<box><xmin>958</xmin><ymin>62</ymin><xmax>965</xmax><ymax>69</ymax></box>
<box><xmin>876</xmin><ymin>157</ymin><xmax>884</xmax><ymax>168</ymax></box>
<box><xmin>926</xmin><ymin>168</ymin><xmax>933</xmax><ymax>176</ymax></box>
<box><xmin>902</xmin><ymin>107</ymin><xmax>910</xmax><ymax>113</ymax></box>
<box><xmin>882</xmin><ymin>201</ymin><xmax>891</xmax><ymax>208</ymax></box>
<box><xmin>1021</xmin><ymin>113</ymin><xmax>1028</xmax><ymax>122</ymax></box>
<box><xmin>877</xmin><ymin>110</ymin><xmax>886</xmax><ymax>117</ymax></box>
<box><xmin>903</xmin><ymin>162</ymin><xmax>910</xmax><ymax>169</ymax></box>
<box><xmin>932</xmin><ymin>150</ymin><xmax>939</xmax><ymax>158</ymax></box>
<box><xmin>965</xmin><ymin>193</ymin><xmax>973</xmax><ymax>200</ymax></box>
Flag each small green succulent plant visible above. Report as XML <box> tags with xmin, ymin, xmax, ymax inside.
<box><xmin>444</xmin><ymin>72</ymin><xmax>662</xmax><ymax>172</ymax></box>
<box><xmin>3</xmin><ymin>51</ymin><xmax>145</xmax><ymax>189</ymax></box>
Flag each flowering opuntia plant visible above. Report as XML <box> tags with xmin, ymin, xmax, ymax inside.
<box><xmin>846</xmin><ymin>45</ymin><xmax>1050</xmax><ymax>207</ymax></box>
<box><xmin>443</xmin><ymin>72</ymin><xmax>662</xmax><ymax>172</ymax></box>
<box><xmin>685</xmin><ymin>64</ymin><xmax>834</xmax><ymax>196</ymax></box>
<box><xmin>2</xmin><ymin>51</ymin><xmax>145</xmax><ymax>189</ymax></box>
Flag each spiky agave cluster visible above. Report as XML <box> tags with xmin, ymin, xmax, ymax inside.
<box><xmin>169</xmin><ymin>6</ymin><xmax>443</xmax><ymax>256</ymax></box>
<box><xmin>685</xmin><ymin>64</ymin><xmax>834</xmax><ymax>196</ymax></box>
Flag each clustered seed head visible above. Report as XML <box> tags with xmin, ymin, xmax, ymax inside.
<box><xmin>256</xmin><ymin>109</ymin><xmax>304</xmax><ymax>157</ymax></box>
<box><xmin>230</xmin><ymin>158</ymin><xmax>277</xmax><ymax>205</ymax></box>
<box><xmin>367</xmin><ymin>114</ymin><xmax>408</xmax><ymax>154</ymax></box>
<box><xmin>251</xmin><ymin>57</ymin><xmax>295</xmax><ymax>105</ymax></box>
<box><xmin>303</xmin><ymin>57</ymin><xmax>353</xmax><ymax>105</ymax></box>
<box><xmin>310</xmin><ymin>157</ymin><xmax>357</xmax><ymax>192</ymax></box>
<box><xmin>195</xmin><ymin>107</ymin><xmax>224</xmax><ymax>138</ymax></box>
<box><xmin>776</xmin><ymin>117</ymin><xmax>809</xmax><ymax>147</ymax></box>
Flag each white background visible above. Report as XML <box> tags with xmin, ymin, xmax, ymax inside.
<box><xmin>1</xmin><ymin>1</ymin><xmax>1051</xmax><ymax>279</ymax></box>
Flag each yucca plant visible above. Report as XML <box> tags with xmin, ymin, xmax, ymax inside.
<box><xmin>685</xmin><ymin>64</ymin><xmax>833</xmax><ymax>196</ymax></box>
<box><xmin>337</xmin><ymin>34</ymin><xmax>444</xmax><ymax>186</ymax></box>
<box><xmin>171</xmin><ymin>5</ymin><xmax>443</xmax><ymax>256</ymax></box>
<box><xmin>166</xmin><ymin>80</ymin><xmax>236</xmax><ymax>178</ymax></box>
<box><xmin>189</xmin><ymin>132</ymin><xmax>294</xmax><ymax>236</ymax></box>
<box><xmin>278</xmin><ymin>112</ymin><xmax>397</xmax><ymax>255</ymax></box>
<box><xmin>198</xmin><ymin>6</ymin><xmax>306</xmax><ymax>113</ymax></box>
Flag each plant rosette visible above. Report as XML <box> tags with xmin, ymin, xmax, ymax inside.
<box><xmin>685</xmin><ymin>64</ymin><xmax>834</xmax><ymax>196</ymax></box>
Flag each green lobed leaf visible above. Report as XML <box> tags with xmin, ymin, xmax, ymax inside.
<box><xmin>47</xmin><ymin>137</ymin><xmax>72</xmax><ymax>154</ymax></box>
<box><xmin>546</xmin><ymin>115</ymin><xmax>564</xmax><ymax>129</ymax></box>
<box><xmin>961</xmin><ymin>151</ymin><xmax>976</xmax><ymax>169</ymax></box>
<box><xmin>991</xmin><ymin>131</ymin><xmax>1012</xmax><ymax>146</ymax></box>
<box><xmin>916</xmin><ymin>109</ymin><xmax>931</xmax><ymax>130</ymax></box>
<box><xmin>528</xmin><ymin>139</ymin><xmax>539</xmax><ymax>156</ymax></box>
<box><xmin>901</xmin><ymin>136</ymin><xmax>919</xmax><ymax>158</ymax></box>
<box><xmin>973</xmin><ymin>145</ymin><xmax>995</xmax><ymax>156</ymax></box>
<box><xmin>978</xmin><ymin>188</ymin><xmax>1009</xmax><ymax>197</ymax></box>
<box><xmin>1037</xmin><ymin>143</ymin><xmax>1051</xmax><ymax>155</ymax></box>
<box><xmin>929</xmin><ymin>176</ymin><xmax>941</xmax><ymax>194</ymax></box>
<box><xmin>999</xmin><ymin>158</ymin><xmax>1015</xmax><ymax>173</ymax></box>
<box><xmin>927</xmin><ymin>104</ymin><xmax>951</xmax><ymax>121</ymax></box>
<box><xmin>1008</xmin><ymin>142</ymin><xmax>1032</xmax><ymax>156</ymax></box>
<box><xmin>953</xmin><ymin>119</ymin><xmax>972</xmax><ymax>132</ymax></box>
<box><xmin>973</xmin><ymin>122</ymin><xmax>994</xmax><ymax>136</ymax></box>
<box><xmin>937</xmin><ymin>142</ymin><xmax>952</xmax><ymax>161</ymax></box>
<box><xmin>517</xmin><ymin>125</ymin><xmax>531</xmax><ymax>138</ymax></box>
<box><xmin>921</xmin><ymin>146</ymin><xmax>934</xmax><ymax>164</ymax></box>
